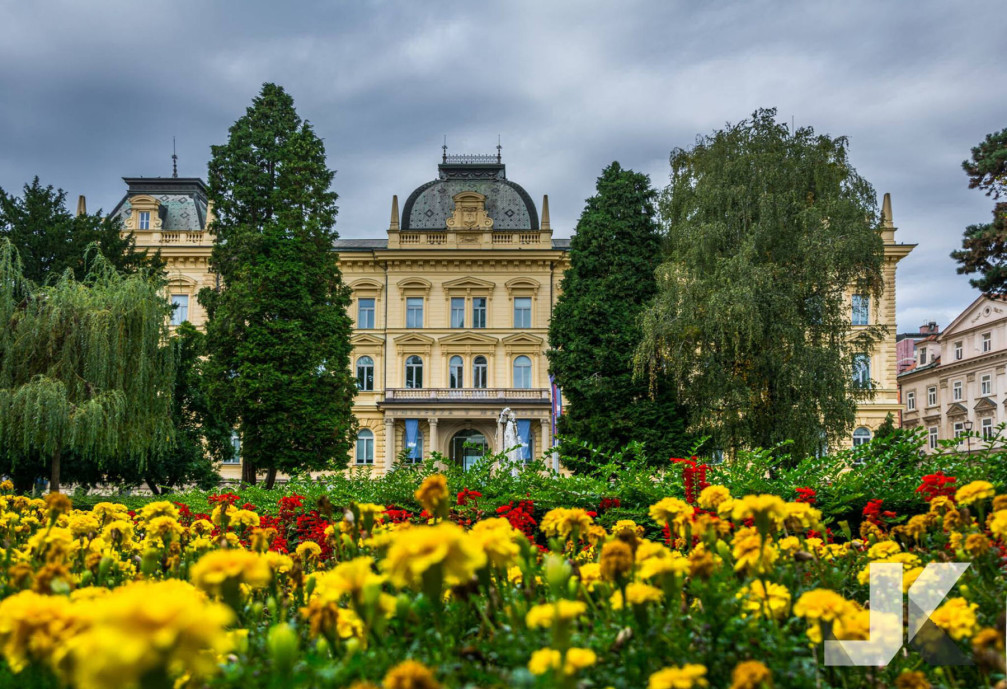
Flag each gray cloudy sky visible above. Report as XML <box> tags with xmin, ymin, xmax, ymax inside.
<box><xmin>0</xmin><ymin>1</ymin><xmax>1004</xmax><ymax>331</ymax></box>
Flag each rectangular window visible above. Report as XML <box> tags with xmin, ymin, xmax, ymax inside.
<box><xmin>919</xmin><ymin>346</ymin><xmax>927</xmax><ymax>365</ymax></box>
<box><xmin>357</xmin><ymin>298</ymin><xmax>375</xmax><ymax>329</ymax></box>
<box><xmin>927</xmin><ymin>386</ymin><xmax>937</xmax><ymax>407</ymax></box>
<box><xmin>514</xmin><ymin>297</ymin><xmax>532</xmax><ymax>328</ymax></box>
<box><xmin>983</xmin><ymin>332</ymin><xmax>992</xmax><ymax>352</ymax></box>
<box><xmin>906</xmin><ymin>391</ymin><xmax>916</xmax><ymax>411</ymax></box>
<box><xmin>170</xmin><ymin>294</ymin><xmax>188</xmax><ymax>326</ymax></box>
<box><xmin>851</xmin><ymin>294</ymin><xmax>869</xmax><ymax>326</ymax></box>
<box><xmin>406</xmin><ymin>298</ymin><xmax>424</xmax><ymax>329</ymax></box>
<box><xmin>983</xmin><ymin>417</ymin><xmax>994</xmax><ymax>440</ymax></box>
<box><xmin>472</xmin><ymin>297</ymin><xmax>487</xmax><ymax>329</ymax></box>
<box><xmin>954</xmin><ymin>421</ymin><xmax>965</xmax><ymax>439</ymax></box>
<box><xmin>955</xmin><ymin>341</ymin><xmax>963</xmax><ymax>360</ymax></box>
<box><xmin>222</xmin><ymin>431</ymin><xmax>241</xmax><ymax>464</ymax></box>
<box><xmin>982</xmin><ymin>373</ymin><xmax>992</xmax><ymax>396</ymax></box>
<box><xmin>450</xmin><ymin>298</ymin><xmax>465</xmax><ymax>328</ymax></box>
<box><xmin>138</xmin><ymin>211</ymin><xmax>150</xmax><ymax>230</ymax></box>
<box><xmin>852</xmin><ymin>353</ymin><xmax>870</xmax><ymax>388</ymax></box>
<box><xmin>953</xmin><ymin>380</ymin><xmax>963</xmax><ymax>401</ymax></box>
<box><xmin>928</xmin><ymin>426</ymin><xmax>938</xmax><ymax>450</ymax></box>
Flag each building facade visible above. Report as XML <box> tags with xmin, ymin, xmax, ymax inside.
<box><xmin>106</xmin><ymin>158</ymin><xmax>912</xmax><ymax>476</ymax></box>
<box><xmin>899</xmin><ymin>296</ymin><xmax>1007</xmax><ymax>453</ymax></box>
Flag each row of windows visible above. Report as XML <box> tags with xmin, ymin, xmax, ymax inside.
<box><xmin>906</xmin><ymin>374</ymin><xmax>997</xmax><ymax>411</ymax></box>
<box><xmin>356</xmin><ymin>355</ymin><xmax>534</xmax><ymax>390</ymax></box>
<box><xmin>357</xmin><ymin>297</ymin><xmax>532</xmax><ymax>330</ymax></box>
<box><xmin>926</xmin><ymin>418</ymin><xmax>997</xmax><ymax>449</ymax></box>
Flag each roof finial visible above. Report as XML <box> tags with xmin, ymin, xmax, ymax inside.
<box><xmin>442</xmin><ymin>135</ymin><xmax>447</xmax><ymax>164</ymax></box>
<box><xmin>881</xmin><ymin>192</ymin><xmax>893</xmax><ymax>229</ymax></box>
<box><xmin>389</xmin><ymin>194</ymin><xmax>400</xmax><ymax>232</ymax></box>
<box><xmin>172</xmin><ymin>136</ymin><xmax>178</xmax><ymax>178</ymax></box>
<box><xmin>497</xmin><ymin>134</ymin><xmax>502</xmax><ymax>164</ymax></box>
<box><xmin>76</xmin><ymin>195</ymin><xmax>87</xmax><ymax>217</ymax></box>
<box><xmin>541</xmin><ymin>194</ymin><xmax>550</xmax><ymax>231</ymax></box>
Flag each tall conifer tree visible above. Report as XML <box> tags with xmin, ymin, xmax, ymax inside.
<box><xmin>548</xmin><ymin>162</ymin><xmax>690</xmax><ymax>470</ymax></box>
<box><xmin>199</xmin><ymin>83</ymin><xmax>356</xmax><ymax>486</ymax></box>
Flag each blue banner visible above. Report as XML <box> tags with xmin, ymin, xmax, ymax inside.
<box><xmin>517</xmin><ymin>419</ymin><xmax>532</xmax><ymax>461</ymax></box>
<box><xmin>404</xmin><ymin>419</ymin><xmax>420</xmax><ymax>461</ymax></box>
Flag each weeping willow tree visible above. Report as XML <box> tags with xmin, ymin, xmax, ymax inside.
<box><xmin>637</xmin><ymin>109</ymin><xmax>886</xmax><ymax>461</ymax></box>
<box><xmin>0</xmin><ymin>238</ymin><xmax>174</xmax><ymax>492</ymax></box>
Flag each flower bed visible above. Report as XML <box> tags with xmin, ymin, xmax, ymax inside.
<box><xmin>0</xmin><ymin>471</ymin><xmax>1004</xmax><ymax>689</ymax></box>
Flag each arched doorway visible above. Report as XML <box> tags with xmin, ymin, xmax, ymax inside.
<box><xmin>450</xmin><ymin>429</ymin><xmax>488</xmax><ymax>470</ymax></box>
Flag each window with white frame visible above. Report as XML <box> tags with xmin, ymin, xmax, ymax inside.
<box><xmin>449</xmin><ymin>356</ymin><xmax>464</xmax><ymax>389</ymax></box>
<box><xmin>472</xmin><ymin>297</ymin><xmax>487</xmax><ymax>329</ymax></box>
<box><xmin>473</xmin><ymin>356</ymin><xmax>488</xmax><ymax>389</ymax></box>
<box><xmin>983</xmin><ymin>332</ymin><xmax>992</xmax><ymax>352</ymax></box>
<box><xmin>513</xmin><ymin>355</ymin><xmax>532</xmax><ymax>389</ymax></box>
<box><xmin>223</xmin><ymin>431</ymin><xmax>241</xmax><ymax>464</ymax></box>
<box><xmin>928</xmin><ymin>426</ymin><xmax>938</xmax><ymax>449</ymax></box>
<box><xmin>919</xmin><ymin>346</ymin><xmax>927</xmax><ymax>365</ymax></box>
<box><xmin>852</xmin><ymin>354</ymin><xmax>871</xmax><ymax>388</ymax></box>
<box><xmin>955</xmin><ymin>341</ymin><xmax>963</xmax><ymax>360</ymax></box>
<box><xmin>982</xmin><ymin>417</ymin><xmax>995</xmax><ymax>440</ymax></box>
<box><xmin>405</xmin><ymin>356</ymin><xmax>423</xmax><ymax>389</ymax></box>
<box><xmin>906</xmin><ymin>391</ymin><xmax>916</xmax><ymax>411</ymax></box>
<box><xmin>355</xmin><ymin>429</ymin><xmax>374</xmax><ymax>464</ymax></box>
<box><xmin>982</xmin><ymin>373</ymin><xmax>993</xmax><ymax>396</ymax></box>
<box><xmin>954</xmin><ymin>421</ymin><xmax>965</xmax><ymax>439</ymax></box>
<box><xmin>356</xmin><ymin>356</ymin><xmax>374</xmax><ymax>391</ymax></box>
<box><xmin>514</xmin><ymin>297</ymin><xmax>532</xmax><ymax>328</ymax></box>
<box><xmin>851</xmin><ymin>294</ymin><xmax>869</xmax><ymax>326</ymax></box>
<box><xmin>952</xmin><ymin>380</ymin><xmax>963</xmax><ymax>401</ymax></box>
<box><xmin>852</xmin><ymin>427</ymin><xmax>871</xmax><ymax>447</ymax></box>
<box><xmin>138</xmin><ymin>211</ymin><xmax>150</xmax><ymax>230</ymax></box>
<box><xmin>450</xmin><ymin>298</ymin><xmax>465</xmax><ymax>328</ymax></box>
<box><xmin>406</xmin><ymin>298</ymin><xmax>424</xmax><ymax>328</ymax></box>
<box><xmin>170</xmin><ymin>294</ymin><xmax>189</xmax><ymax>326</ymax></box>
<box><xmin>927</xmin><ymin>386</ymin><xmax>937</xmax><ymax>406</ymax></box>
<box><xmin>357</xmin><ymin>298</ymin><xmax>375</xmax><ymax>329</ymax></box>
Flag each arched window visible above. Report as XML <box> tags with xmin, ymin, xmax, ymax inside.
<box><xmin>405</xmin><ymin>355</ymin><xmax>423</xmax><ymax>389</ymax></box>
<box><xmin>355</xmin><ymin>429</ymin><xmax>374</xmax><ymax>464</ymax></box>
<box><xmin>473</xmin><ymin>356</ymin><xmax>488</xmax><ymax>389</ymax></box>
<box><xmin>449</xmin><ymin>355</ymin><xmax>464</xmax><ymax>389</ymax></box>
<box><xmin>513</xmin><ymin>355</ymin><xmax>532</xmax><ymax>389</ymax></box>
<box><xmin>852</xmin><ymin>427</ymin><xmax>872</xmax><ymax>447</ymax></box>
<box><xmin>356</xmin><ymin>356</ymin><xmax>374</xmax><ymax>391</ymax></box>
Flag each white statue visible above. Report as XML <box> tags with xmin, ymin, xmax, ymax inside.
<box><xmin>499</xmin><ymin>407</ymin><xmax>523</xmax><ymax>474</ymax></box>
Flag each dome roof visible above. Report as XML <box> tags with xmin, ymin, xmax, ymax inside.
<box><xmin>402</xmin><ymin>156</ymin><xmax>539</xmax><ymax>231</ymax></box>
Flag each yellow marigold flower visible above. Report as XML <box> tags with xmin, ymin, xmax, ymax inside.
<box><xmin>470</xmin><ymin>517</ymin><xmax>524</xmax><ymax>568</ymax></box>
<box><xmin>612</xmin><ymin>520</ymin><xmax>643</xmax><ymax>538</ymax></box>
<box><xmin>648</xmin><ymin>663</ymin><xmax>709</xmax><ymax>689</ymax></box>
<box><xmin>27</xmin><ymin>527</ymin><xmax>75</xmax><ymax>559</ymax></box>
<box><xmin>91</xmin><ymin>502</ymin><xmax>129</xmax><ymax>526</ymax></box>
<box><xmin>993</xmin><ymin>495</ymin><xmax>1007</xmax><ymax>511</ymax></box>
<box><xmin>145</xmin><ymin>516</ymin><xmax>184</xmax><ymax>541</ymax></box>
<box><xmin>928</xmin><ymin>496</ymin><xmax>956</xmax><ymax>515</ymax></box>
<box><xmin>527</xmin><ymin>646</ymin><xmax>596</xmax><ymax>675</ymax></box>
<box><xmin>903</xmin><ymin>514</ymin><xmax>935</xmax><ymax>540</ymax></box>
<box><xmin>989</xmin><ymin>509</ymin><xmax>1007</xmax><ymax>540</ymax></box>
<box><xmin>731</xmin><ymin>527</ymin><xmax>778</xmax><ymax>574</ymax></box>
<box><xmin>64</xmin><ymin>579</ymin><xmax>233</xmax><ymax>689</ymax></box>
<box><xmin>382</xmin><ymin>522</ymin><xmax>486</xmax><ymax>588</ymax></box>
<box><xmin>562</xmin><ymin>647</ymin><xmax>596</xmax><ymax>673</ymax></box>
<box><xmin>866</xmin><ymin>540</ymin><xmax>901</xmax><ymax>559</ymax></box>
<box><xmin>730</xmin><ymin>660</ymin><xmax>772</xmax><ymax>689</ymax></box>
<box><xmin>738</xmin><ymin>580</ymin><xmax>791</xmax><ymax>620</ymax></box>
<box><xmin>383</xmin><ymin>659</ymin><xmax>441</xmax><ymax>689</ymax></box>
<box><xmin>414</xmin><ymin>474</ymin><xmax>449</xmax><ymax>515</ymax></box>
<box><xmin>0</xmin><ymin>480</ymin><xmax>12</xmax><ymax>492</ymax></box>
<box><xmin>637</xmin><ymin>551</ymin><xmax>689</xmax><ymax>580</ymax></box>
<box><xmin>528</xmin><ymin>648</ymin><xmax>561</xmax><ymax>675</ymax></box>
<box><xmin>526</xmin><ymin>599</ymin><xmax>587</xmax><ymax>628</ymax></box>
<box><xmin>894</xmin><ymin>671</ymin><xmax>931</xmax><ymax>689</ymax></box>
<box><xmin>600</xmin><ymin>540</ymin><xmax>634</xmax><ymax>582</ymax></box>
<box><xmin>296</xmin><ymin>541</ymin><xmax>322</xmax><ymax>561</ymax></box>
<box><xmin>540</xmin><ymin>507</ymin><xmax>594</xmax><ymax>540</ymax></box>
<box><xmin>67</xmin><ymin>513</ymin><xmax>100</xmax><ymax>538</ymax></box>
<box><xmin>44</xmin><ymin>492</ymin><xmax>72</xmax><ymax>519</ymax></box>
<box><xmin>778</xmin><ymin>536</ymin><xmax>801</xmax><ymax>554</ymax></box>
<box><xmin>611</xmin><ymin>582</ymin><xmax>664</xmax><ymax>610</ymax></box>
<box><xmin>230</xmin><ymin>510</ymin><xmax>260</xmax><ymax>529</ymax></box>
<box><xmin>301</xmin><ymin>599</ymin><xmax>365</xmax><ymax>640</ymax></box>
<box><xmin>972</xmin><ymin>627</ymin><xmax>1003</xmax><ymax>653</ymax></box>
<box><xmin>688</xmin><ymin>546</ymin><xmax>717</xmax><ymax>579</ymax></box>
<box><xmin>188</xmin><ymin>519</ymin><xmax>214</xmax><ymax>536</ymax></box>
<box><xmin>263</xmin><ymin>551</ymin><xmax>294</xmax><ymax>575</ymax></box>
<box><xmin>964</xmin><ymin>533</ymin><xmax>991</xmax><ymax>558</ymax></box>
<box><xmin>355</xmin><ymin>502</ymin><xmax>386</xmax><ymax>518</ymax></box>
<box><xmin>697</xmin><ymin>485</ymin><xmax>731</xmax><ymax>510</ymax></box>
<box><xmin>0</xmin><ymin>590</ymin><xmax>85</xmax><ymax>672</ymax></box>
<box><xmin>210</xmin><ymin>503</ymin><xmax>234</xmax><ymax>527</ymax></box>
<box><xmin>189</xmin><ymin>549</ymin><xmax>272</xmax><ymax>596</ymax></box>
<box><xmin>137</xmin><ymin>500</ymin><xmax>179</xmax><ymax>522</ymax></box>
<box><xmin>731</xmin><ymin>495</ymin><xmax>787</xmax><ymax>530</ymax></box>
<box><xmin>856</xmin><ymin>552</ymin><xmax>920</xmax><ymax>586</ymax></box>
<box><xmin>578</xmin><ymin>562</ymin><xmax>602</xmax><ymax>591</ymax></box>
<box><xmin>249</xmin><ymin>527</ymin><xmax>277</xmax><ymax>552</ymax></box>
<box><xmin>310</xmin><ymin>556</ymin><xmax>385</xmax><ymax>603</ymax></box>
<box><xmin>783</xmin><ymin>502</ymin><xmax>822</xmax><ymax>531</ymax></box>
<box><xmin>955</xmin><ymin>480</ymin><xmax>995</xmax><ymax>506</ymax></box>
<box><xmin>929</xmin><ymin>597</ymin><xmax>979</xmax><ymax>641</ymax></box>
<box><xmin>649</xmin><ymin>497</ymin><xmax>694</xmax><ymax>526</ymax></box>
<box><xmin>793</xmin><ymin>589</ymin><xmax>851</xmax><ymax>622</ymax></box>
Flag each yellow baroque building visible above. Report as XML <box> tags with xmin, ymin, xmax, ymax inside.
<box><xmin>109</xmin><ymin>155</ymin><xmax>912</xmax><ymax>478</ymax></box>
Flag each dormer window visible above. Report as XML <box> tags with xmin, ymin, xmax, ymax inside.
<box><xmin>138</xmin><ymin>211</ymin><xmax>150</xmax><ymax>230</ymax></box>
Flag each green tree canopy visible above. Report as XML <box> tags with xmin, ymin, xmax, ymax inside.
<box><xmin>951</xmin><ymin>127</ymin><xmax>1007</xmax><ymax>297</ymax></box>
<box><xmin>637</xmin><ymin>109</ymin><xmax>886</xmax><ymax>461</ymax></box>
<box><xmin>0</xmin><ymin>239</ymin><xmax>174</xmax><ymax>492</ymax></box>
<box><xmin>0</xmin><ymin>177</ymin><xmax>163</xmax><ymax>284</ymax></box>
<box><xmin>548</xmin><ymin>162</ymin><xmax>691</xmax><ymax>470</ymax></box>
<box><xmin>199</xmin><ymin>82</ymin><xmax>357</xmax><ymax>487</ymax></box>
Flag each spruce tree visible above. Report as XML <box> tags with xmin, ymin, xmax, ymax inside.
<box><xmin>548</xmin><ymin>162</ymin><xmax>690</xmax><ymax>470</ymax></box>
<box><xmin>638</xmin><ymin>109</ymin><xmax>886</xmax><ymax>461</ymax></box>
<box><xmin>199</xmin><ymin>83</ymin><xmax>357</xmax><ymax>487</ymax></box>
<box><xmin>0</xmin><ymin>177</ymin><xmax>163</xmax><ymax>284</ymax></box>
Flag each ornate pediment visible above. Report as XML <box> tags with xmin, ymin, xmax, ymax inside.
<box><xmin>446</xmin><ymin>192</ymin><xmax>493</xmax><ymax>231</ymax></box>
<box><xmin>350</xmin><ymin>278</ymin><xmax>384</xmax><ymax>295</ymax></box>
<box><xmin>946</xmin><ymin>402</ymin><xmax>968</xmax><ymax>417</ymax></box>
<box><xmin>351</xmin><ymin>333</ymin><xmax>385</xmax><ymax>346</ymax></box>
<box><xmin>442</xmin><ymin>276</ymin><xmax>496</xmax><ymax>293</ymax></box>
<box><xmin>974</xmin><ymin>396</ymin><xmax>997</xmax><ymax>412</ymax></box>
<box><xmin>439</xmin><ymin>332</ymin><xmax>498</xmax><ymax>347</ymax></box>
<box><xmin>501</xmin><ymin>333</ymin><xmax>544</xmax><ymax>346</ymax></box>
<box><xmin>504</xmin><ymin>277</ymin><xmax>541</xmax><ymax>295</ymax></box>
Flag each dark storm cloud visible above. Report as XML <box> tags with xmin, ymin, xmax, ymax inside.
<box><xmin>0</xmin><ymin>0</ymin><xmax>1003</xmax><ymax>330</ymax></box>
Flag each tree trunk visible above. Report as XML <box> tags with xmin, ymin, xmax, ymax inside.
<box><xmin>145</xmin><ymin>476</ymin><xmax>162</xmax><ymax>496</ymax></box>
<box><xmin>50</xmin><ymin>448</ymin><xmax>61</xmax><ymax>494</ymax></box>
<box><xmin>265</xmin><ymin>467</ymin><xmax>277</xmax><ymax>490</ymax></box>
<box><xmin>242</xmin><ymin>458</ymin><xmax>256</xmax><ymax>486</ymax></box>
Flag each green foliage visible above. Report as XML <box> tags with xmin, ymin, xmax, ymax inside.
<box><xmin>951</xmin><ymin>126</ymin><xmax>1007</xmax><ymax>296</ymax></box>
<box><xmin>638</xmin><ymin>108</ymin><xmax>886</xmax><ymax>460</ymax></box>
<box><xmin>0</xmin><ymin>239</ymin><xmax>174</xmax><ymax>492</ymax></box>
<box><xmin>199</xmin><ymin>83</ymin><xmax>357</xmax><ymax>486</ymax></box>
<box><xmin>548</xmin><ymin>162</ymin><xmax>691</xmax><ymax>471</ymax></box>
<box><xmin>0</xmin><ymin>177</ymin><xmax>163</xmax><ymax>284</ymax></box>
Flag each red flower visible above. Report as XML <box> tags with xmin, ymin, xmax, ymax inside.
<box><xmin>671</xmin><ymin>456</ymin><xmax>710</xmax><ymax>504</ymax></box>
<box><xmin>456</xmin><ymin>488</ymin><xmax>483</xmax><ymax>506</ymax></box>
<box><xmin>915</xmin><ymin>471</ymin><xmax>957</xmax><ymax>502</ymax></box>
<box><xmin>598</xmin><ymin>497</ymin><xmax>621</xmax><ymax>514</ymax></box>
<box><xmin>208</xmin><ymin>493</ymin><xmax>240</xmax><ymax>506</ymax></box>
<box><xmin>795</xmin><ymin>487</ymin><xmax>817</xmax><ymax>505</ymax></box>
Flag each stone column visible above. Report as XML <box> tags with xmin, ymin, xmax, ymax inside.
<box><xmin>384</xmin><ymin>417</ymin><xmax>396</xmax><ymax>473</ymax></box>
<box><xmin>539</xmin><ymin>417</ymin><xmax>552</xmax><ymax>460</ymax></box>
<box><xmin>428</xmin><ymin>418</ymin><xmax>439</xmax><ymax>459</ymax></box>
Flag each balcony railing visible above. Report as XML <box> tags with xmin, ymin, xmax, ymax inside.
<box><xmin>126</xmin><ymin>231</ymin><xmax>207</xmax><ymax>246</ymax></box>
<box><xmin>383</xmin><ymin>388</ymin><xmax>550</xmax><ymax>402</ymax></box>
